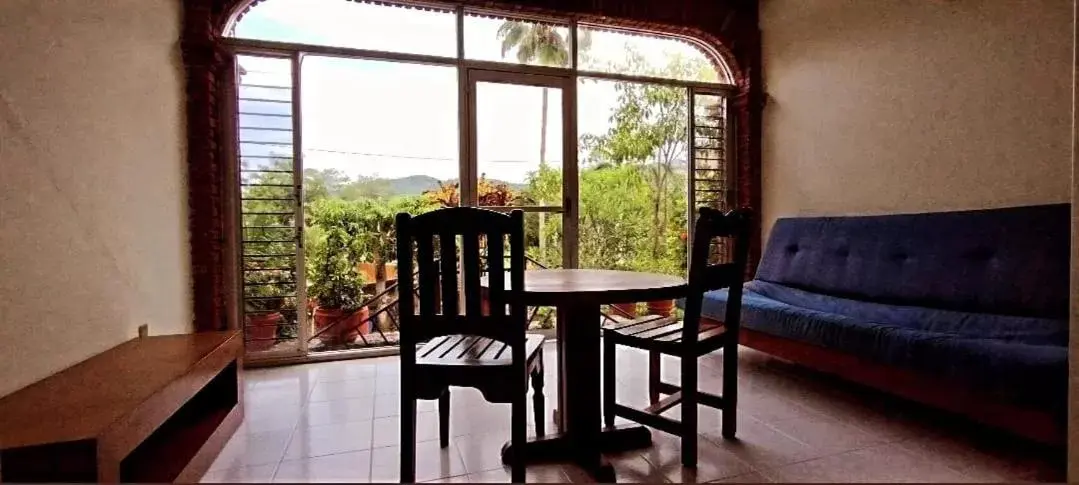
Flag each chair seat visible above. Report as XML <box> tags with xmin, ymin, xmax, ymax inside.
<box><xmin>603</xmin><ymin>315</ymin><xmax>728</xmax><ymax>353</ymax></box>
<box><xmin>417</xmin><ymin>333</ymin><xmax>545</xmax><ymax>367</ymax></box>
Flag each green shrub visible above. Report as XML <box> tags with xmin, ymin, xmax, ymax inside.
<box><xmin>306</xmin><ymin>199</ymin><xmax>370</xmax><ymax>312</ymax></box>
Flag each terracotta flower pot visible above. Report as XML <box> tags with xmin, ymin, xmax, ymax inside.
<box><xmin>610</xmin><ymin>302</ymin><xmax>638</xmax><ymax>318</ymax></box>
<box><xmin>246</xmin><ymin>312</ymin><xmax>282</xmax><ymax>351</ymax></box>
<box><xmin>646</xmin><ymin>299</ymin><xmax>676</xmax><ymax>317</ymax></box>
<box><xmin>313</xmin><ymin>306</ymin><xmax>371</xmax><ymax>347</ymax></box>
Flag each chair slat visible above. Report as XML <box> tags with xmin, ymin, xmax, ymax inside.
<box><xmin>420</xmin><ymin>335</ymin><xmax>449</xmax><ymax>358</ymax></box>
<box><xmin>438</xmin><ymin>335</ymin><xmax>469</xmax><ymax>359</ymax></box>
<box><xmin>631</xmin><ymin>321</ymin><xmax>683</xmax><ymax>340</ymax></box>
<box><xmin>456</xmin><ymin>336</ymin><xmax>483</xmax><ymax>359</ymax></box>
<box><xmin>481</xmin><ymin>340</ymin><xmax>506</xmax><ymax>360</ymax></box>
<box><xmin>604</xmin><ymin>314</ymin><xmax>667</xmax><ymax>331</ymax></box>
<box><xmin>473</xmin><ymin>337</ymin><xmax>497</xmax><ymax>359</ymax></box>
<box><xmin>620</xmin><ymin>316</ymin><xmax>679</xmax><ymax>336</ymax></box>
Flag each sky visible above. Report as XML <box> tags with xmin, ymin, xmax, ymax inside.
<box><xmin>233</xmin><ymin>0</ymin><xmax>721</xmax><ymax>184</ymax></box>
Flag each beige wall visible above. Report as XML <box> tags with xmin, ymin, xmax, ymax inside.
<box><xmin>0</xmin><ymin>0</ymin><xmax>191</xmax><ymax>397</ymax></box>
<box><xmin>760</xmin><ymin>0</ymin><xmax>1073</xmax><ymax>239</ymax></box>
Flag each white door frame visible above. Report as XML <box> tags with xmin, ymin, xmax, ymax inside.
<box><xmin>463</xmin><ymin>68</ymin><xmax>579</xmax><ymax>269</ymax></box>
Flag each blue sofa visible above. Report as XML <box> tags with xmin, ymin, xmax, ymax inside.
<box><xmin>699</xmin><ymin>204</ymin><xmax>1069</xmax><ymax>443</ymax></box>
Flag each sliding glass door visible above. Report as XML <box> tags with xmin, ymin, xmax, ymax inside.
<box><xmin>465</xmin><ymin>69</ymin><xmax>576</xmax><ymax>270</ymax></box>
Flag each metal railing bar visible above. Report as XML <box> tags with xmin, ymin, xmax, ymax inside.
<box><xmin>243</xmin><ymin>239</ymin><xmax>297</xmax><ymax>244</ymax></box>
<box><xmin>241</xmin><ymin>83</ymin><xmax>291</xmax><ymax>90</ymax></box>
<box><xmin>238</xmin><ymin>97</ymin><xmax>292</xmax><ymax>104</ymax></box>
<box><xmin>239</xmin><ymin>111</ymin><xmax>292</xmax><ymax>118</ymax></box>
<box><xmin>240</xmin><ymin>126</ymin><xmax>294</xmax><ymax>133</ymax></box>
<box><xmin>241</xmin><ymin>141</ymin><xmax>293</xmax><ymax>147</ymax></box>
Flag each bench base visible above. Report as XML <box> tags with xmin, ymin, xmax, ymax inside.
<box><xmin>726</xmin><ymin>323</ymin><xmax>1064</xmax><ymax>446</ymax></box>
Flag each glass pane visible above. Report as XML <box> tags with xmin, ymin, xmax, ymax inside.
<box><xmin>524</xmin><ymin>212</ymin><xmax>562</xmax><ymax>269</ymax></box>
<box><xmin>475</xmin><ymin>82</ymin><xmax>563</xmax><ymax>207</ymax></box>
<box><xmin>577</xmin><ymin>77</ymin><xmax>689</xmax><ymax>277</ymax></box>
<box><xmin>300</xmin><ymin>56</ymin><xmax>457</xmax><ymax>352</ymax></box>
<box><xmin>232</xmin><ymin>0</ymin><xmax>457</xmax><ymax>58</ymax></box>
<box><xmin>301</xmin><ymin>56</ymin><xmax>459</xmax><ymax>200</ymax></box>
<box><xmin>465</xmin><ymin>15</ymin><xmax>571</xmax><ymax>68</ymax></box>
<box><xmin>577</xmin><ymin>26</ymin><xmax>727</xmax><ymax>83</ymax></box>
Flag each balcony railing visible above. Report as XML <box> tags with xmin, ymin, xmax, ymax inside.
<box><xmin>304</xmin><ymin>253</ymin><xmax>639</xmax><ymax>353</ymax></box>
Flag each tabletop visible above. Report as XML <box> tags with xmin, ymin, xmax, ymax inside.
<box><xmin>482</xmin><ymin>268</ymin><xmax>686</xmax><ymax>306</ymax></box>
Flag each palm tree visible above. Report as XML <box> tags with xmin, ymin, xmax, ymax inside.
<box><xmin>495</xmin><ymin>21</ymin><xmax>570</xmax><ymax>167</ymax></box>
<box><xmin>496</xmin><ymin>22</ymin><xmax>590</xmax><ymax>258</ymax></box>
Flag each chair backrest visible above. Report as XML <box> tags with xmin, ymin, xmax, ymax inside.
<box><xmin>395</xmin><ymin>207</ymin><xmax>526</xmax><ymax>351</ymax></box>
<box><xmin>682</xmin><ymin>207</ymin><xmax>753</xmax><ymax>343</ymax></box>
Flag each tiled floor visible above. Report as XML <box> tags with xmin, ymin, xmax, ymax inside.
<box><xmin>203</xmin><ymin>343</ymin><xmax>1064</xmax><ymax>483</ymax></box>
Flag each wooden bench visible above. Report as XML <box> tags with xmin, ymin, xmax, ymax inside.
<box><xmin>0</xmin><ymin>330</ymin><xmax>243</xmax><ymax>482</ymax></box>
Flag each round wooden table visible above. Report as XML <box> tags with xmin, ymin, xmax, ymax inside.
<box><xmin>485</xmin><ymin>269</ymin><xmax>687</xmax><ymax>482</ymax></box>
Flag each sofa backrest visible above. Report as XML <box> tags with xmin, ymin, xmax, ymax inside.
<box><xmin>756</xmin><ymin>204</ymin><xmax>1070</xmax><ymax>319</ymax></box>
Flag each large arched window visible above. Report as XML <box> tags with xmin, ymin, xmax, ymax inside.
<box><xmin>222</xmin><ymin>0</ymin><xmax>738</xmax><ymax>360</ymax></box>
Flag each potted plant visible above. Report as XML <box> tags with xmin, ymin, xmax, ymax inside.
<box><xmin>646</xmin><ymin>299</ymin><xmax>675</xmax><ymax>317</ymax></box>
<box><xmin>307</xmin><ymin>199</ymin><xmax>372</xmax><ymax>347</ymax></box>
<box><xmin>244</xmin><ymin>270</ymin><xmax>288</xmax><ymax>351</ymax></box>
<box><xmin>245</xmin><ymin>295</ymin><xmax>282</xmax><ymax>351</ymax></box>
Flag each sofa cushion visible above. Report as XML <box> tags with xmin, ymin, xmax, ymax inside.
<box><xmin>757</xmin><ymin>204</ymin><xmax>1069</xmax><ymax>319</ymax></box>
<box><xmin>745</xmin><ymin>280</ymin><xmax>1067</xmax><ymax>346</ymax></box>
<box><xmin>698</xmin><ymin>283</ymin><xmax>1067</xmax><ymax>413</ymax></box>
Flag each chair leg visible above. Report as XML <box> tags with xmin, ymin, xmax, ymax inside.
<box><xmin>439</xmin><ymin>390</ymin><xmax>450</xmax><ymax>448</ymax></box>
<box><xmin>400</xmin><ymin>393</ymin><xmax>417</xmax><ymax>483</ymax></box>
<box><xmin>648</xmin><ymin>350</ymin><xmax>661</xmax><ymax>405</ymax></box>
<box><xmin>531</xmin><ymin>365</ymin><xmax>545</xmax><ymax>437</ymax></box>
<box><xmin>512</xmin><ymin>376</ymin><xmax>527</xmax><ymax>483</ymax></box>
<box><xmin>603</xmin><ymin>335</ymin><xmax>616</xmax><ymax>428</ymax></box>
<box><xmin>681</xmin><ymin>355</ymin><xmax>698</xmax><ymax>468</ymax></box>
<box><xmin>721</xmin><ymin>340</ymin><xmax>738</xmax><ymax>439</ymax></box>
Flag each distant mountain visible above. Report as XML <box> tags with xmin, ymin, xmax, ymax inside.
<box><xmin>383</xmin><ymin>175</ymin><xmax>442</xmax><ymax>195</ymax></box>
<box><xmin>357</xmin><ymin>175</ymin><xmax>526</xmax><ymax>197</ymax></box>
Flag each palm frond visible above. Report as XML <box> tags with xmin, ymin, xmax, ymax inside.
<box><xmin>496</xmin><ymin>21</ymin><xmax>526</xmax><ymax>58</ymax></box>
<box><xmin>517</xmin><ymin>34</ymin><xmax>538</xmax><ymax>63</ymax></box>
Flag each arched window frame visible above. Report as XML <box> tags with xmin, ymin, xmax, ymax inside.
<box><xmin>181</xmin><ymin>0</ymin><xmax>762</xmax><ymax>333</ymax></box>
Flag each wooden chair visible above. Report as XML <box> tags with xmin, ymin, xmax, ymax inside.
<box><xmin>396</xmin><ymin>207</ymin><xmax>545</xmax><ymax>483</ymax></box>
<box><xmin>601</xmin><ymin>207</ymin><xmax>753</xmax><ymax>468</ymax></box>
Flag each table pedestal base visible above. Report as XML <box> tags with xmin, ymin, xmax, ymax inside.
<box><xmin>500</xmin><ymin>424</ymin><xmax>652</xmax><ymax>482</ymax></box>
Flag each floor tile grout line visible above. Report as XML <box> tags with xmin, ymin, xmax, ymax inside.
<box><xmin>267</xmin><ymin>365</ymin><xmax>324</xmax><ymax>482</ymax></box>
